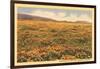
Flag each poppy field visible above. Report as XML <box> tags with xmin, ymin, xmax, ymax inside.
<box><xmin>17</xmin><ymin>19</ymin><xmax>92</xmax><ymax>63</ymax></box>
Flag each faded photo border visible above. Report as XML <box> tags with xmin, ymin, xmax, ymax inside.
<box><xmin>10</xmin><ymin>1</ymin><xmax>96</xmax><ymax>69</ymax></box>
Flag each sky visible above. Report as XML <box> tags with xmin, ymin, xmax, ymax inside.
<box><xmin>17</xmin><ymin>6</ymin><xmax>93</xmax><ymax>22</ymax></box>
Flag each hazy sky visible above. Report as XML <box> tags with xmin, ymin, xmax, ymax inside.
<box><xmin>17</xmin><ymin>7</ymin><xmax>93</xmax><ymax>22</ymax></box>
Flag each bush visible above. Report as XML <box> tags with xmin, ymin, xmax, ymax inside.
<box><xmin>31</xmin><ymin>56</ymin><xmax>43</xmax><ymax>61</ymax></box>
<box><xmin>75</xmin><ymin>50</ymin><xmax>92</xmax><ymax>59</ymax></box>
<box><xmin>52</xmin><ymin>38</ymin><xmax>67</xmax><ymax>44</ymax></box>
<box><xmin>17</xmin><ymin>56</ymin><xmax>27</xmax><ymax>62</ymax></box>
<box><xmin>41</xmin><ymin>51</ymin><xmax>62</xmax><ymax>61</ymax></box>
<box><xmin>49</xmin><ymin>29</ymin><xmax>58</xmax><ymax>32</ymax></box>
<box><xmin>61</xmin><ymin>50</ymin><xmax>76</xmax><ymax>56</ymax></box>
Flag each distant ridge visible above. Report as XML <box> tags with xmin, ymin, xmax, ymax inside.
<box><xmin>18</xmin><ymin>13</ymin><xmax>56</xmax><ymax>21</ymax></box>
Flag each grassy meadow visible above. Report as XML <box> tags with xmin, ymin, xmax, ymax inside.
<box><xmin>17</xmin><ymin>19</ymin><xmax>92</xmax><ymax>62</ymax></box>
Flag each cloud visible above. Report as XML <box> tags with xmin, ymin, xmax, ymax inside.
<box><xmin>63</xmin><ymin>14</ymin><xmax>92</xmax><ymax>22</ymax></box>
<box><xmin>29</xmin><ymin>10</ymin><xmax>59</xmax><ymax>21</ymax></box>
<box><xmin>57</xmin><ymin>12</ymin><xmax>66</xmax><ymax>18</ymax></box>
<box><xmin>22</xmin><ymin>9</ymin><xmax>92</xmax><ymax>22</ymax></box>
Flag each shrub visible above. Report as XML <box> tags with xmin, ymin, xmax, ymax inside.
<box><xmin>75</xmin><ymin>50</ymin><xmax>92</xmax><ymax>59</ymax></box>
<box><xmin>41</xmin><ymin>51</ymin><xmax>62</xmax><ymax>61</ymax></box>
<box><xmin>17</xmin><ymin>56</ymin><xmax>27</xmax><ymax>62</ymax></box>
